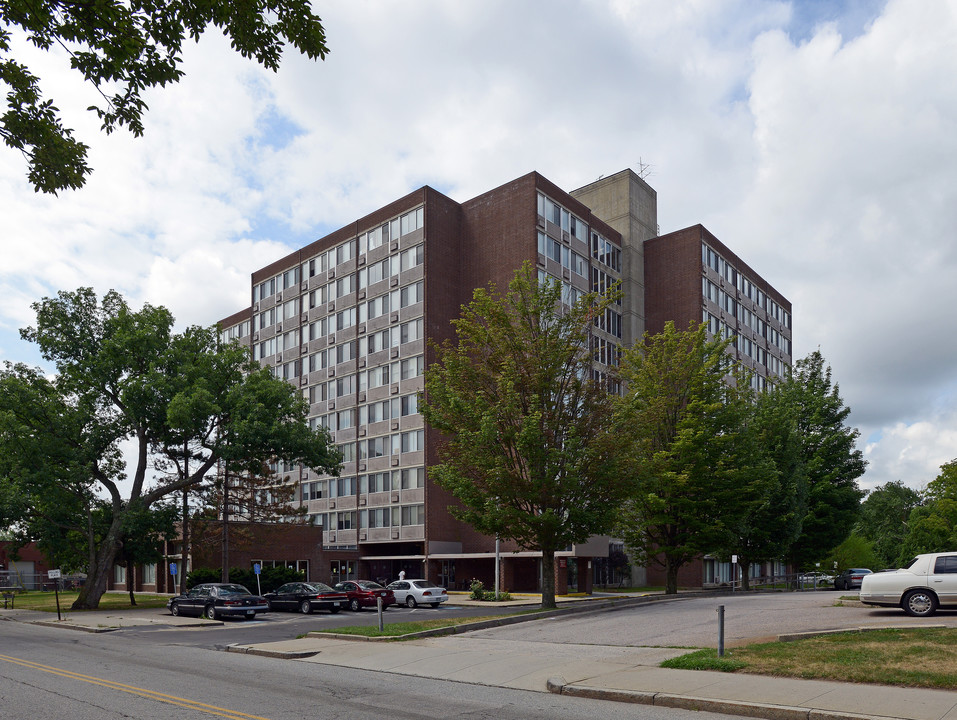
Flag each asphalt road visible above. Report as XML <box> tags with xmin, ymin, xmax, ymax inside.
<box><xmin>0</xmin><ymin>620</ymin><xmax>736</xmax><ymax>720</ymax></box>
<box><xmin>468</xmin><ymin>589</ymin><xmax>957</xmax><ymax>648</ymax></box>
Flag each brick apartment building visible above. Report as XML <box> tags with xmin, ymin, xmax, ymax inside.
<box><xmin>211</xmin><ymin>168</ymin><xmax>791</xmax><ymax>593</ymax></box>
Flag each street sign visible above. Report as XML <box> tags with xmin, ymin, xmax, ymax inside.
<box><xmin>253</xmin><ymin>563</ymin><xmax>261</xmax><ymax>575</ymax></box>
<box><xmin>48</xmin><ymin>569</ymin><xmax>61</xmax><ymax>579</ymax></box>
<box><xmin>170</xmin><ymin>562</ymin><xmax>178</xmax><ymax>576</ymax></box>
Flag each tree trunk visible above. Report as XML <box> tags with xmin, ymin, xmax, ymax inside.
<box><xmin>665</xmin><ymin>556</ymin><xmax>679</xmax><ymax>595</ymax></box>
<box><xmin>72</xmin><ymin>517</ymin><xmax>123</xmax><ymax>609</ymax></box>
<box><xmin>739</xmin><ymin>560</ymin><xmax>751</xmax><ymax>591</ymax></box>
<box><xmin>127</xmin><ymin>561</ymin><xmax>136</xmax><ymax>605</ymax></box>
<box><xmin>541</xmin><ymin>550</ymin><xmax>557</xmax><ymax>609</ymax></box>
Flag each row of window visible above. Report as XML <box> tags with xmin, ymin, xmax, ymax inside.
<box><xmin>310</xmin><ymin>397</ymin><xmax>419</xmax><ymax>433</ymax></box>
<box><xmin>538</xmin><ymin>231</ymin><xmax>589</xmax><ymax>277</ymax></box>
<box><xmin>260</xmin><ymin>318</ymin><xmax>424</xmax><ymax>368</ymax></box>
<box><xmin>307</xmin><ymin>503</ymin><xmax>426</xmax><ymax>531</ymax></box>
<box><xmin>255</xmin><ymin>208</ymin><xmax>425</xmax><ymax>302</ymax></box>
<box><xmin>537</xmin><ymin>193</ymin><xmax>621</xmax><ymax>273</ymax></box>
<box><xmin>302</xmin><ymin>467</ymin><xmax>425</xmax><ymax>502</ymax></box>
<box><xmin>702</xmin><ymin>243</ymin><xmax>791</xmax><ymax>329</ymax></box>
<box><xmin>704</xmin><ymin>310</ymin><xmax>788</xmax><ymax>378</ymax></box>
<box><xmin>302</xmin><ymin>356</ymin><xmax>424</xmax><ymax>406</ymax></box>
<box><xmin>538</xmin><ymin>193</ymin><xmax>589</xmax><ymax>241</ymax></box>
<box><xmin>331</xmin><ymin>430</ymin><xmax>424</xmax><ymax>461</ymax></box>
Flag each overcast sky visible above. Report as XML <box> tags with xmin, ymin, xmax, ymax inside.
<box><xmin>2</xmin><ymin>0</ymin><xmax>955</xmax><ymax>494</ymax></box>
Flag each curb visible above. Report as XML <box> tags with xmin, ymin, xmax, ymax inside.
<box><xmin>778</xmin><ymin>624</ymin><xmax>947</xmax><ymax>642</ymax></box>
<box><xmin>27</xmin><ymin>620</ymin><xmax>119</xmax><ymax>633</ymax></box>
<box><xmin>546</xmin><ymin>676</ymin><xmax>889</xmax><ymax>720</ymax></box>
<box><xmin>226</xmin><ymin>644</ymin><xmax>319</xmax><ymax>659</ymax></box>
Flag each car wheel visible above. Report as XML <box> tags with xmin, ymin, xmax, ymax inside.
<box><xmin>406</xmin><ymin>595</ymin><xmax>418</xmax><ymax>608</ymax></box>
<box><xmin>300</xmin><ymin>600</ymin><xmax>313</xmax><ymax>615</ymax></box>
<box><xmin>330</xmin><ymin>606</ymin><xmax>340</xmax><ymax>614</ymax></box>
<box><xmin>349</xmin><ymin>598</ymin><xmax>361</xmax><ymax>612</ymax></box>
<box><xmin>246</xmin><ymin>612</ymin><xmax>255</xmax><ymax>620</ymax></box>
<box><xmin>903</xmin><ymin>589</ymin><xmax>937</xmax><ymax>617</ymax></box>
<box><xmin>204</xmin><ymin>605</ymin><xmax>217</xmax><ymax>620</ymax></box>
<box><xmin>170</xmin><ymin>602</ymin><xmax>180</xmax><ymax>617</ymax></box>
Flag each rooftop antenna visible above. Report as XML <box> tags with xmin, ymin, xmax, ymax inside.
<box><xmin>637</xmin><ymin>158</ymin><xmax>653</xmax><ymax>179</ymax></box>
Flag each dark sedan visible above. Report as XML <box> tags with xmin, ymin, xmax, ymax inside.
<box><xmin>834</xmin><ymin>568</ymin><xmax>873</xmax><ymax>590</ymax></box>
<box><xmin>334</xmin><ymin>580</ymin><xmax>396</xmax><ymax>612</ymax></box>
<box><xmin>167</xmin><ymin>583</ymin><xmax>268</xmax><ymax>620</ymax></box>
<box><xmin>263</xmin><ymin>582</ymin><xmax>348</xmax><ymax>614</ymax></box>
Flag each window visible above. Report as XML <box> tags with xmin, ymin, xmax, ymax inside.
<box><xmin>114</xmin><ymin>564</ymin><xmax>126</xmax><ymax>584</ymax></box>
<box><xmin>395</xmin><ymin>429</ymin><xmax>424</xmax><ymax>453</ymax></box>
<box><xmin>361</xmin><ymin>436</ymin><xmax>390</xmax><ymax>459</ymax></box>
<box><xmin>400</xmin><ymin>356</ymin><xmax>424</xmax><ymax>379</ymax></box>
<box><xmin>336</xmin><ymin>511</ymin><xmax>357</xmax><ymax>530</ymax></box>
<box><xmin>310</xmin><ymin>286</ymin><xmax>328</xmax><ymax>308</ymax></box>
<box><xmin>336</xmin><ymin>273</ymin><xmax>357</xmax><ymax>298</ymax></box>
<box><xmin>366</xmin><ymin>223</ymin><xmax>389</xmax><ymax>252</ymax></box>
<box><xmin>282</xmin><ymin>267</ymin><xmax>300</xmax><ymax>289</ymax></box>
<box><xmin>143</xmin><ymin>563</ymin><xmax>156</xmax><ymax>585</ymax></box>
<box><xmin>283</xmin><ymin>298</ymin><xmax>300</xmax><ymax>320</ymax></box>
<box><xmin>335</xmin><ymin>239</ymin><xmax>356</xmax><ymax>266</ymax></box>
<box><xmin>360</xmin><ymin>257</ymin><xmax>391</xmax><ymax>288</ymax></box>
<box><xmin>400</xmin><ymin>244</ymin><xmax>424</xmax><ymax>272</ymax></box>
<box><xmin>339</xmin><ymin>443</ymin><xmax>356</xmax><ymax>462</ymax></box>
<box><xmin>399</xmin><ymin>394</ymin><xmax>418</xmax><ymax>416</ymax></box>
<box><xmin>330</xmin><ymin>374</ymin><xmax>357</xmax><ymax>398</ymax></box>
<box><xmin>335</xmin><ymin>341</ymin><xmax>357</xmax><ymax>364</ymax></box>
<box><xmin>257</xmin><ymin>277</ymin><xmax>276</xmax><ymax>300</ymax></box>
<box><xmin>400</xmin><ymin>318</ymin><xmax>423</xmax><ymax>344</ymax></box>
<box><xmin>282</xmin><ymin>329</ymin><xmax>299</xmax><ymax>351</ymax></box>
<box><xmin>330</xmin><ymin>476</ymin><xmax>355</xmax><ymax>497</ymax></box>
<box><xmin>365</xmin><ymin>293</ymin><xmax>390</xmax><ymax>320</ymax></box>
<box><xmin>360</xmin><ymin>400</ymin><xmax>391</xmax><ymax>424</ymax></box>
<box><xmin>360</xmin><ymin>472</ymin><xmax>391</xmax><ymax>493</ymax></box>
<box><xmin>401</xmin><ymin>504</ymin><xmax>425</xmax><ymax>526</ymax></box>
<box><xmin>309</xmin><ymin>350</ymin><xmax>327</xmax><ymax>373</ymax></box>
<box><xmin>399</xmin><ymin>207</ymin><xmax>424</xmax><ymax>236</ymax></box>
<box><xmin>337</xmin><ymin>409</ymin><xmax>355</xmax><ymax>430</ymax></box>
<box><xmin>400</xmin><ymin>281</ymin><xmax>423</xmax><ymax>308</ymax></box>
<box><xmin>361</xmin><ymin>328</ymin><xmax>393</xmax><ymax>355</ymax></box>
<box><xmin>336</xmin><ymin>307</ymin><xmax>357</xmax><ymax>331</ymax></box>
<box><xmin>400</xmin><ymin>467</ymin><xmax>425</xmax><ymax>489</ymax></box>
<box><xmin>359</xmin><ymin>507</ymin><xmax>392</xmax><ymax>528</ymax></box>
<box><xmin>309</xmin><ymin>318</ymin><xmax>328</xmax><ymax>341</ymax></box>
<box><xmin>366</xmin><ymin>364</ymin><xmax>390</xmax><ymax>389</ymax></box>
<box><xmin>302</xmin><ymin>480</ymin><xmax>325</xmax><ymax>500</ymax></box>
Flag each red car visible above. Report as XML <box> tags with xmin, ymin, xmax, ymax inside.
<box><xmin>334</xmin><ymin>580</ymin><xmax>396</xmax><ymax>612</ymax></box>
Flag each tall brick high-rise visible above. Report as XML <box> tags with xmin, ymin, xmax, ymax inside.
<box><xmin>218</xmin><ymin>168</ymin><xmax>791</xmax><ymax>592</ymax></box>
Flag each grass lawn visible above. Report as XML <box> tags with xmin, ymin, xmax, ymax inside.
<box><xmin>314</xmin><ymin>610</ymin><xmax>544</xmax><ymax>639</ymax></box>
<box><xmin>6</xmin><ymin>591</ymin><xmax>170</xmax><ymax>612</ymax></box>
<box><xmin>662</xmin><ymin>627</ymin><xmax>957</xmax><ymax>689</ymax></box>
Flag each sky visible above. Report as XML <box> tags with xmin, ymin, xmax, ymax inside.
<box><xmin>2</xmin><ymin>0</ymin><xmax>956</xmax><ymax>495</ymax></box>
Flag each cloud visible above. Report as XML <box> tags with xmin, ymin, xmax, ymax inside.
<box><xmin>2</xmin><ymin>0</ymin><xmax>954</xmax><ymax>494</ymax></box>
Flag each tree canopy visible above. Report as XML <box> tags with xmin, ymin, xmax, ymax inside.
<box><xmin>421</xmin><ymin>264</ymin><xmax>625</xmax><ymax>609</ymax></box>
<box><xmin>856</xmin><ymin>480</ymin><xmax>921</xmax><ymax>568</ymax></box>
<box><xmin>1</xmin><ymin>0</ymin><xmax>329</xmax><ymax>193</ymax></box>
<box><xmin>0</xmin><ymin>288</ymin><xmax>339</xmax><ymax>608</ymax></box>
<box><xmin>785</xmin><ymin>350</ymin><xmax>866</xmax><ymax>567</ymax></box>
<box><xmin>613</xmin><ymin>321</ymin><xmax>775</xmax><ymax>594</ymax></box>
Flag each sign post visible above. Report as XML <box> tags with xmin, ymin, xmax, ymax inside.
<box><xmin>169</xmin><ymin>561</ymin><xmax>178</xmax><ymax>594</ymax></box>
<box><xmin>48</xmin><ymin>569</ymin><xmax>62</xmax><ymax>621</ymax></box>
<box><xmin>253</xmin><ymin>563</ymin><xmax>262</xmax><ymax>596</ymax></box>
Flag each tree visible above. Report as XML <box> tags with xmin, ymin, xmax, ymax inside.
<box><xmin>2</xmin><ymin>288</ymin><xmax>340</xmax><ymax>608</ymax></box>
<box><xmin>420</xmin><ymin>263</ymin><xmax>625</xmax><ymax>609</ymax></box>
<box><xmin>785</xmin><ymin>351</ymin><xmax>866</xmax><ymax>567</ymax></box>
<box><xmin>1</xmin><ymin>0</ymin><xmax>329</xmax><ymax>193</ymax></box>
<box><xmin>613</xmin><ymin>321</ymin><xmax>774</xmax><ymax>594</ymax></box>
<box><xmin>856</xmin><ymin>481</ymin><xmax>921</xmax><ymax>569</ymax></box>
<box><xmin>897</xmin><ymin>460</ymin><xmax>957</xmax><ymax>562</ymax></box>
<box><xmin>827</xmin><ymin>531</ymin><xmax>879</xmax><ymax>573</ymax></box>
<box><xmin>726</xmin><ymin>383</ymin><xmax>807</xmax><ymax>589</ymax></box>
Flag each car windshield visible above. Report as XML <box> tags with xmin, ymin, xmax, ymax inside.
<box><xmin>217</xmin><ymin>584</ymin><xmax>250</xmax><ymax>595</ymax></box>
<box><xmin>307</xmin><ymin>582</ymin><xmax>334</xmax><ymax>592</ymax></box>
<box><xmin>357</xmin><ymin>581</ymin><xmax>383</xmax><ymax>589</ymax></box>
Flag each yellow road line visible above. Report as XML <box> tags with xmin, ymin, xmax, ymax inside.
<box><xmin>0</xmin><ymin>654</ymin><xmax>273</xmax><ymax>720</ymax></box>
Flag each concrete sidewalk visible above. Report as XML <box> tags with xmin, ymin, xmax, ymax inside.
<box><xmin>225</xmin><ymin>632</ymin><xmax>957</xmax><ymax>720</ymax></box>
<box><xmin>4</xmin><ymin>598</ymin><xmax>957</xmax><ymax>720</ymax></box>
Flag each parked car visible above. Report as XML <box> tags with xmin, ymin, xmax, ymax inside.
<box><xmin>797</xmin><ymin>571</ymin><xmax>834</xmax><ymax>587</ymax></box>
<box><xmin>860</xmin><ymin>552</ymin><xmax>957</xmax><ymax>617</ymax></box>
<box><xmin>263</xmin><ymin>582</ymin><xmax>348</xmax><ymax>614</ymax></box>
<box><xmin>167</xmin><ymin>583</ymin><xmax>268</xmax><ymax>620</ymax></box>
<box><xmin>386</xmin><ymin>579</ymin><xmax>449</xmax><ymax>608</ymax></box>
<box><xmin>833</xmin><ymin>568</ymin><xmax>873</xmax><ymax>590</ymax></box>
<box><xmin>334</xmin><ymin>580</ymin><xmax>396</xmax><ymax>612</ymax></box>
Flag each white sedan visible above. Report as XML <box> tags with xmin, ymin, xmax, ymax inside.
<box><xmin>386</xmin><ymin>579</ymin><xmax>449</xmax><ymax>608</ymax></box>
<box><xmin>860</xmin><ymin>551</ymin><xmax>957</xmax><ymax>617</ymax></box>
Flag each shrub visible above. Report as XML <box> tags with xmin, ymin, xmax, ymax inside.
<box><xmin>185</xmin><ymin>567</ymin><xmax>220</xmax><ymax>589</ymax></box>
<box><xmin>470</xmin><ymin>580</ymin><xmax>487</xmax><ymax>600</ymax></box>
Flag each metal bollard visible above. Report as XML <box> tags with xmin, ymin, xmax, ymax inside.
<box><xmin>717</xmin><ymin>605</ymin><xmax>725</xmax><ymax>657</ymax></box>
<box><xmin>377</xmin><ymin>596</ymin><xmax>384</xmax><ymax>632</ymax></box>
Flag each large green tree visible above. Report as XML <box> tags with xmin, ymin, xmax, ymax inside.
<box><xmin>856</xmin><ymin>480</ymin><xmax>921</xmax><ymax>568</ymax></box>
<box><xmin>1</xmin><ymin>0</ymin><xmax>329</xmax><ymax>193</ymax></box>
<box><xmin>613</xmin><ymin>321</ymin><xmax>774</xmax><ymax>594</ymax></box>
<box><xmin>897</xmin><ymin>460</ymin><xmax>957</xmax><ymax>561</ymax></box>
<box><xmin>1</xmin><ymin>288</ymin><xmax>339</xmax><ymax>608</ymax></box>
<box><xmin>421</xmin><ymin>264</ymin><xmax>625</xmax><ymax>609</ymax></box>
<box><xmin>725</xmin><ymin>382</ymin><xmax>807</xmax><ymax>589</ymax></box>
<box><xmin>785</xmin><ymin>351</ymin><xmax>866</xmax><ymax>567</ymax></box>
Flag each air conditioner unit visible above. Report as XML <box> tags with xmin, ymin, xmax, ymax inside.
<box><xmin>359</xmin><ymin>497</ymin><xmax>367</xmax><ymax>506</ymax></box>
<box><xmin>391</xmin><ymin>530</ymin><xmax>400</xmax><ymax>539</ymax></box>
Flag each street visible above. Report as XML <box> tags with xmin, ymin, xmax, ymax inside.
<box><xmin>0</xmin><ymin>618</ymin><xmax>734</xmax><ymax>720</ymax></box>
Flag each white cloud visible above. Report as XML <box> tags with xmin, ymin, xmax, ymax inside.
<box><xmin>2</xmin><ymin>0</ymin><xmax>955</xmax><ymax>492</ymax></box>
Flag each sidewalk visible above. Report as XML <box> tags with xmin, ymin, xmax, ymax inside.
<box><xmin>4</xmin><ymin>598</ymin><xmax>957</xmax><ymax>720</ymax></box>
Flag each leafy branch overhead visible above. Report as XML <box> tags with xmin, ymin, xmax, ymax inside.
<box><xmin>0</xmin><ymin>0</ymin><xmax>329</xmax><ymax>193</ymax></box>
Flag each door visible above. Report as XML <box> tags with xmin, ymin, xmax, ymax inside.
<box><xmin>931</xmin><ymin>555</ymin><xmax>957</xmax><ymax>606</ymax></box>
